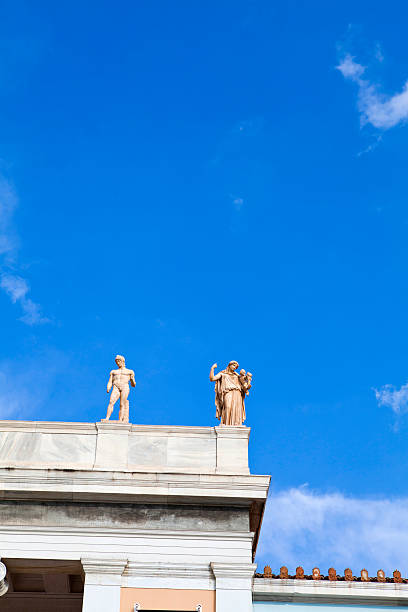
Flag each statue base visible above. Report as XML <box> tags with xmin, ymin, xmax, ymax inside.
<box><xmin>100</xmin><ymin>419</ymin><xmax>130</xmax><ymax>424</ymax></box>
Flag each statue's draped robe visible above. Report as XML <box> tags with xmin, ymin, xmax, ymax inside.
<box><xmin>215</xmin><ymin>370</ymin><xmax>246</xmax><ymax>426</ymax></box>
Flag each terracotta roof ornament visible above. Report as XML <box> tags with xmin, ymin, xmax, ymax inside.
<box><xmin>361</xmin><ymin>569</ymin><xmax>369</xmax><ymax>582</ymax></box>
<box><xmin>393</xmin><ymin>570</ymin><xmax>403</xmax><ymax>583</ymax></box>
<box><xmin>377</xmin><ymin>570</ymin><xmax>386</xmax><ymax>583</ymax></box>
<box><xmin>264</xmin><ymin>566</ymin><xmax>272</xmax><ymax>578</ymax></box>
<box><xmin>280</xmin><ymin>566</ymin><xmax>289</xmax><ymax>579</ymax></box>
<box><xmin>258</xmin><ymin>565</ymin><xmax>404</xmax><ymax>582</ymax></box>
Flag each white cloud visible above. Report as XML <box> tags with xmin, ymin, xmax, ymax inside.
<box><xmin>375</xmin><ymin>381</ymin><xmax>408</xmax><ymax>418</ymax></box>
<box><xmin>0</xmin><ymin>176</ymin><xmax>48</xmax><ymax>325</ymax></box>
<box><xmin>337</xmin><ymin>54</ymin><xmax>365</xmax><ymax>80</ymax></box>
<box><xmin>337</xmin><ymin>52</ymin><xmax>408</xmax><ymax>130</ymax></box>
<box><xmin>0</xmin><ymin>273</ymin><xmax>29</xmax><ymax>302</ymax></box>
<box><xmin>256</xmin><ymin>487</ymin><xmax>408</xmax><ymax>576</ymax></box>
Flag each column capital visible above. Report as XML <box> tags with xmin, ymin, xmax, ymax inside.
<box><xmin>81</xmin><ymin>557</ymin><xmax>128</xmax><ymax>576</ymax></box>
<box><xmin>82</xmin><ymin>557</ymin><xmax>127</xmax><ymax>611</ymax></box>
<box><xmin>211</xmin><ymin>562</ymin><xmax>257</xmax><ymax>581</ymax></box>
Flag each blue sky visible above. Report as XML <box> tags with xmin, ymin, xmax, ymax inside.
<box><xmin>2</xmin><ymin>0</ymin><xmax>408</xmax><ymax>576</ymax></box>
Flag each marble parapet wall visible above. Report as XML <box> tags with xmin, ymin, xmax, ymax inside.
<box><xmin>0</xmin><ymin>421</ymin><xmax>250</xmax><ymax>474</ymax></box>
<box><xmin>0</xmin><ymin>421</ymin><xmax>270</xmax><ymax>510</ymax></box>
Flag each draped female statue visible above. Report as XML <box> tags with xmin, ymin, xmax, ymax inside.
<box><xmin>209</xmin><ymin>361</ymin><xmax>252</xmax><ymax>426</ymax></box>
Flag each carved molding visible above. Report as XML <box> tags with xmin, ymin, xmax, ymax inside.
<box><xmin>125</xmin><ymin>562</ymin><xmax>212</xmax><ymax>579</ymax></box>
<box><xmin>210</xmin><ymin>562</ymin><xmax>257</xmax><ymax>580</ymax></box>
<box><xmin>81</xmin><ymin>557</ymin><xmax>128</xmax><ymax>575</ymax></box>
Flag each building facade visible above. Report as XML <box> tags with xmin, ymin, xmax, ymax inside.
<box><xmin>0</xmin><ymin>420</ymin><xmax>269</xmax><ymax>611</ymax></box>
<box><xmin>0</xmin><ymin>419</ymin><xmax>407</xmax><ymax>611</ymax></box>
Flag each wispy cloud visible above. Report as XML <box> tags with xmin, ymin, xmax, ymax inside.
<box><xmin>257</xmin><ymin>486</ymin><xmax>408</xmax><ymax>575</ymax></box>
<box><xmin>337</xmin><ymin>52</ymin><xmax>408</xmax><ymax>130</ymax></box>
<box><xmin>336</xmin><ymin>52</ymin><xmax>408</xmax><ymax>130</ymax></box>
<box><xmin>0</xmin><ymin>175</ymin><xmax>48</xmax><ymax>324</ymax></box>
<box><xmin>374</xmin><ymin>381</ymin><xmax>408</xmax><ymax>430</ymax></box>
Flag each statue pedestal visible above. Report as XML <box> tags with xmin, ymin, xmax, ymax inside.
<box><xmin>215</xmin><ymin>426</ymin><xmax>250</xmax><ymax>474</ymax></box>
<box><xmin>94</xmin><ymin>421</ymin><xmax>132</xmax><ymax>469</ymax></box>
<box><xmin>100</xmin><ymin>419</ymin><xmax>131</xmax><ymax>424</ymax></box>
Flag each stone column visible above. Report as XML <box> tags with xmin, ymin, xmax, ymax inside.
<box><xmin>210</xmin><ymin>562</ymin><xmax>256</xmax><ymax>612</ymax></box>
<box><xmin>81</xmin><ymin>557</ymin><xmax>127</xmax><ymax>612</ymax></box>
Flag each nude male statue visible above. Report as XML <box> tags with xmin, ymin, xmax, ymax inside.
<box><xmin>105</xmin><ymin>355</ymin><xmax>136</xmax><ymax>423</ymax></box>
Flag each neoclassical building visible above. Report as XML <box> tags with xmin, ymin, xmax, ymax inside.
<box><xmin>0</xmin><ymin>419</ymin><xmax>407</xmax><ymax>611</ymax></box>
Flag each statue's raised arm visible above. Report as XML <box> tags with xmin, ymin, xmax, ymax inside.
<box><xmin>209</xmin><ymin>363</ymin><xmax>222</xmax><ymax>381</ymax></box>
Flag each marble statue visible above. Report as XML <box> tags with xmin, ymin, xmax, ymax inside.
<box><xmin>104</xmin><ymin>355</ymin><xmax>136</xmax><ymax>423</ymax></box>
<box><xmin>209</xmin><ymin>360</ymin><xmax>252</xmax><ymax>426</ymax></box>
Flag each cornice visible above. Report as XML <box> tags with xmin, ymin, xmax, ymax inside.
<box><xmin>81</xmin><ymin>557</ymin><xmax>128</xmax><ymax>575</ymax></box>
<box><xmin>124</xmin><ymin>562</ymin><xmax>212</xmax><ymax>579</ymax></box>
<box><xmin>0</xmin><ymin>468</ymin><xmax>270</xmax><ymax>503</ymax></box>
<box><xmin>211</xmin><ymin>562</ymin><xmax>257</xmax><ymax>579</ymax></box>
<box><xmin>0</xmin><ymin>525</ymin><xmax>255</xmax><ymax>541</ymax></box>
<box><xmin>215</xmin><ymin>426</ymin><xmax>250</xmax><ymax>439</ymax></box>
<box><xmin>252</xmin><ymin>578</ymin><xmax>408</xmax><ymax>602</ymax></box>
<box><xmin>96</xmin><ymin>423</ymin><xmax>132</xmax><ymax>433</ymax></box>
<box><xmin>0</xmin><ymin>420</ymin><xmax>97</xmax><ymax>434</ymax></box>
<box><xmin>0</xmin><ymin>421</ymin><xmax>221</xmax><ymax>437</ymax></box>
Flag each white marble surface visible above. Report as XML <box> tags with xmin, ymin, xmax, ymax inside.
<box><xmin>0</xmin><ymin>421</ymin><xmax>249</xmax><ymax>474</ymax></box>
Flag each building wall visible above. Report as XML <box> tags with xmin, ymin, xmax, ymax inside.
<box><xmin>0</xmin><ymin>420</ymin><xmax>270</xmax><ymax>612</ymax></box>
<box><xmin>120</xmin><ymin>587</ymin><xmax>215</xmax><ymax>611</ymax></box>
<box><xmin>253</xmin><ymin>604</ymin><xmax>408</xmax><ymax>612</ymax></box>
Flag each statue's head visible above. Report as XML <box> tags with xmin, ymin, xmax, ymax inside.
<box><xmin>228</xmin><ymin>360</ymin><xmax>239</xmax><ymax>371</ymax></box>
<box><xmin>115</xmin><ymin>355</ymin><xmax>125</xmax><ymax>367</ymax></box>
<box><xmin>328</xmin><ymin>567</ymin><xmax>337</xmax><ymax>581</ymax></box>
